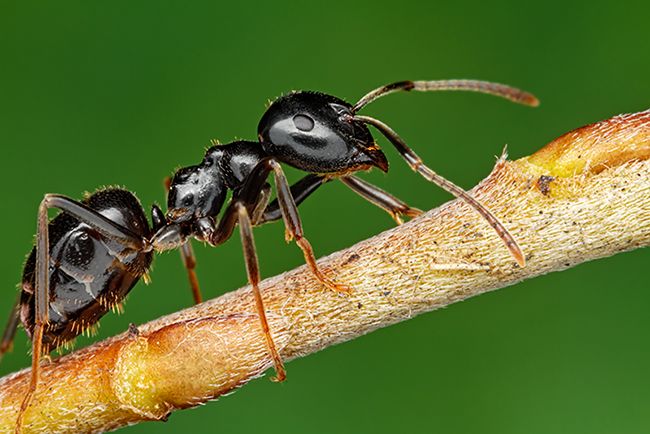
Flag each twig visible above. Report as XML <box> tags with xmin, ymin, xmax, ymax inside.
<box><xmin>0</xmin><ymin>110</ymin><xmax>648</xmax><ymax>434</ymax></box>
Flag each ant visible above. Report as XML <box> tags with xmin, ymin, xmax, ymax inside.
<box><xmin>1</xmin><ymin>79</ymin><xmax>537</xmax><ymax>433</ymax></box>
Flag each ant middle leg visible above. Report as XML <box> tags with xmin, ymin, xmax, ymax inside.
<box><xmin>210</xmin><ymin>199</ymin><xmax>286</xmax><ymax>381</ymax></box>
<box><xmin>269</xmin><ymin>160</ymin><xmax>350</xmax><ymax>294</ymax></box>
<box><xmin>208</xmin><ymin>167</ymin><xmax>287</xmax><ymax>381</ymax></box>
<box><xmin>236</xmin><ymin>202</ymin><xmax>286</xmax><ymax>382</ymax></box>
<box><xmin>340</xmin><ymin>175</ymin><xmax>423</xmax><ymax>225</ymax></box>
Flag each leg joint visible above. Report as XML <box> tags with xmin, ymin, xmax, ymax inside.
<box><xmin>235</xmin><ymin>201</ymin><xmax>247</xmax><ymax>215</ymax></box>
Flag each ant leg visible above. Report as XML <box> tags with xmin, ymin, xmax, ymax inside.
<box><xmin>355</xmin><ymin>115</ymin><xmax>525</xmax><ymax>267</ymax></box>
<box><xmin>211</xmin><ymin>158</ymin><xmax>276</xmax><ymax>246</ymax></box>
<box><xmin>212</xmin><ymin>158</ymin><xmax>347</xmax><ymax>291</ymax></box>
<box><xmin>258</xmin><ymin>174</ymin><xmax>327</xmax><ymax>225</ymax></box>
<box><xmin>269</xmin><ymin>161</ymin><xmax>351</xmax><ymax>293</ymax></box>
<box><xmin>16</xmin><ymin>198</ymin><xmax>52</xmax><ymax>433</ymax></box>
<box><xmin>37</xmin><ymin>195</ymin><xmax>148</xmax><ymax>249</ymax></box>
<box><xmin>207</xmin><ymin>163</ymin><xmax>286</xmax><ymax>381</ymax></box>
<box><xmin>236</xmin><ymin>202</ymin><xmax>286</xmax><ymax>382</ymax></box>
<box><xmin>179</xmin><ymin>242</ymin><xmax>202</xmax><ymax>304</ymax></box>
<box><xmin>15</xmin><ymin>193</ymin><xmax>156</xmax><ymax>432</ymax></box>
<box><xmin>250</xmin><ymin>184</ymin><xmax>271</xmax><ymax>225</ymax></box>
<box><xmin>0</xmin><ymin>294</ymin><xmax>21</xmax><ymax>363</ymax></box>
<box><xmin>340</xmin><ymin>176</ymin><xmax>423</xmax><ymax>225</ymax></box>
<box><xmin>261</xmin><ymin>174</ymin><xmax>420</xmax><ymax>225</ymax></box>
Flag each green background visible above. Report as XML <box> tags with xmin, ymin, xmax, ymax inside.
<box><xmin>1</xmin><ymin>1</ymin><xmax>648</xmax><ymax>433</ymax></box>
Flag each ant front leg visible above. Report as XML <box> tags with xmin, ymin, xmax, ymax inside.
<box><xmin>258</xmin><ymin>174</ymin><xmax>327</xmax><ymax>225</ymax></box>
<box><xmin>260</xmin><ymin>174</ymin><xmax>421</xmax><ymax>226</ymax></box>
<box><xmin>250</xmin><ymin>183</ymin><xmax>272</xmax><ymax>225</ymax></box>
<box><xmin>340</xmin><ymin>175</ymin><xmax>423</xmax><ymax>225</ymax></box>
<box><xmin>269</xmin><ymin>161</ymin><xmax>351</xmax><ymax>294</ymax></box>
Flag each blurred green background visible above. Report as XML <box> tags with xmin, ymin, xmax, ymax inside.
<box><xmin>0</xmin><ymin>1</ymin><xmax>648</xmax><ymax>433</ymax></box>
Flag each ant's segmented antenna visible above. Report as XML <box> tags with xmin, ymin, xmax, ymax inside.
<box><xmin>354</xmin><ymin>114</ymin><xmax>526</xmax><ymax>267</ymax></box>
<box><xmin>353</xmin><ymin>79</ymin><xmax>539</xmax><ymax>112</ymax></box>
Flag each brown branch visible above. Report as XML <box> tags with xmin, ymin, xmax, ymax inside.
<box><xmin>1</xmin><ymin>110</ymin><xmax>649</xmax><ymax>434</ymax></box>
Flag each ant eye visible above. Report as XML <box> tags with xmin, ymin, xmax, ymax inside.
<box><xmin>293</xmin><ymin>114</ymin><xmax>314</xmax><ymax>132</ymax></box>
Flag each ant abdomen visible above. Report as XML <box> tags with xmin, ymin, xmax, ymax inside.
<box><xmin>20</xmin><ymin>188</ymin><xmax>153</xmax><ymax>353</ymax></box>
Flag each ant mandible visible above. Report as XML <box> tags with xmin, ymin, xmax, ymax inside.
<box><xmin>1</xmin><ymin>79</ymin><xmax>537</xmax><ymax>433</ymax></box>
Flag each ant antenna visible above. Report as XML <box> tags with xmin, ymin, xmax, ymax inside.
<box><xmin>354</xmin><ymin>114</ymin><xmax>526</xmax><ymax>267</ymax></box>
<box><xmin>353</xmin><ymin>79</ymin><xmax>540</xmax><ymax>113</ymax></box>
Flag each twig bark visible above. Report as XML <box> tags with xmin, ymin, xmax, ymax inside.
<box><xmin>0</xmin><ymin>110</ymin><xmax>649</xmax><ymax>434</ymax></box>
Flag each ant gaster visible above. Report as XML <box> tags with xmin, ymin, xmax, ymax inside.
<box><xmin>2</xmin><ymin>79</ymin><xmax>537</xmax><ymax>433</ymax></box>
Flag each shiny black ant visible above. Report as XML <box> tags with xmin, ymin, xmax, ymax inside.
<box><xmin>1</xmin><ymin>79</ymin><xmax>537</xmax><ymax>433</ymax></box>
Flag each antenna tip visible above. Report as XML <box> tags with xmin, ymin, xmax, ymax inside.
<box><xmin>524</xmin><ymin>94</ymin><xmax>540</xmax><ymax>107</ymax></box>
<box><xmin>513</xmin><ymin>250</ymin><xmax>527</xmax><ymax>267</ymax></box>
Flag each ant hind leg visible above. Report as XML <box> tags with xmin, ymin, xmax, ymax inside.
<box><xmin>15</xmin><ymin>192</ymin><xmax>150</xmax><ymax>433</ymax></box>
<box><xmin>16</xmin><ymin>198</ymin><xmax>51</xmax><ymax>433</ymax></box>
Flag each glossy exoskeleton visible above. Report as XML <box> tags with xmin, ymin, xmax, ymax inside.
<box><xmin>0</xmin><ymin>188</ymin><xmax>162</xmax><ymax>433</ymax></box>
<box><xmin>148</xmin><ymin>79</ymin><xmax>538</xmax><ymax>386</ymax></box>
<box><xmin>254</xmin><ymin>80</ymin><xmax>537</xmax><ymax>266</ymax></box>
<box><xmin>19</xmin><ymin>190</ymin><xmax>154</xmax><ymax>353</ymax></box>
<box><xmin>2</xmin><ymin>79</ymin><xmax>538</xmax><ymax>433</ymax></box>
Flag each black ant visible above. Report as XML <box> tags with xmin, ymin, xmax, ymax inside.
<box><xmin>1</xmin><ymin>79</ymin><xmax>537</xmax><ymax>433</ymax></box>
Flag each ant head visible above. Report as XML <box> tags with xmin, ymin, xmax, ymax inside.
<box><xmin>257</xmin><ymin>91</ymin><xmax>388</xmax><ymax>174</ymax></box>
<box><xmin>166</xmin><ymin>147</ymin><xmax>227</xmax><ymax>224</ymax></box>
